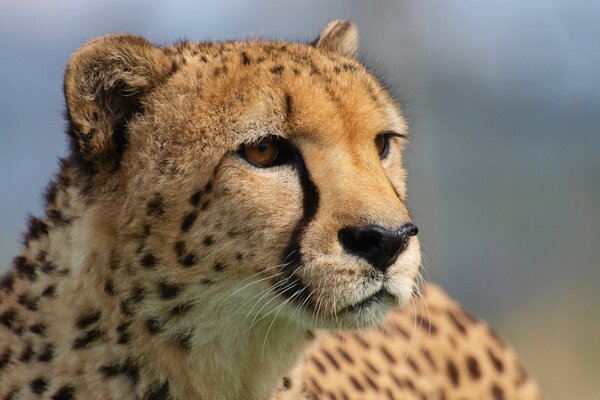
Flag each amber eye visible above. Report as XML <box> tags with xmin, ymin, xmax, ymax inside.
<box><xmin>375</xmin><ymin>133</ymin><xmax>391</xmax><ymax>159</ymax></box>
<box><xmin>240</xmin><ymin>136</ymin><xmax>295</xmax><ymax>168</ymax></box>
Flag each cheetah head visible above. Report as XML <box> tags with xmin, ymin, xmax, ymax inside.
<box><xmin>63</xmin><ymin>21</ymin><xmax>421</xmax><ymax>331</ymax></box>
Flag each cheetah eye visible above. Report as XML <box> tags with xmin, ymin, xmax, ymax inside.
<box><xmin>375</xmin><ymin>133</ymin><xmax>391</xmax><ymax>159</ymax></box>
<box><xmin>375</xmin><ymin>131</ymin><xmax>405</xmax><ymax>159</ymax></box>
<box><xmin>239</xmin><ymin>136</ymin><xmax>294</xmax><ymax>168</ymax></box>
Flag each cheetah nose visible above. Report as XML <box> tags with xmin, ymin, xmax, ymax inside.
<box><xmin>338</xmin><ymin>223</ymin><xmax>419</xmax><ymax>273</ymax></box>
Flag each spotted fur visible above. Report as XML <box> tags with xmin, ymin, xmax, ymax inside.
<box><xmin>0</xmin><ymin>20</ymin><xmax>541</xmax><ymax>399</ymax></box>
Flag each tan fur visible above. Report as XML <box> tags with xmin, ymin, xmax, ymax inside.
<box><xmin>0</xmin><ymin>21</ymin><xmax>541</xmax><ymax>400</ymax></box>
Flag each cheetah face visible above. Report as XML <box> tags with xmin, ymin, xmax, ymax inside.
<box><xmin>64</xmin><ymin>22</ymin><xmax>420</xmax><ymax>331</ymax></box>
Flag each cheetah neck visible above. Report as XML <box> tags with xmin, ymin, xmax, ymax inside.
<box><xmin>1</xmin><ymin>161</ymin><xmax>312</xmax><ymax>400</ymax></box>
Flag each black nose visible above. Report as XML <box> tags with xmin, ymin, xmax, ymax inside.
<box><xmin>338</xmin><ymin>223</ymin><xmax>418</xmax><ymax>273</ymax></box>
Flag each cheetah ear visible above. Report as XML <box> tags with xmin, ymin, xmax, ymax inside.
<box><xmin>64</xmin><ymin>34</ymin><xmax>173</xmax><ymax>171</ymax></box>
<box><xmin>313</xmin><ymin>20</ymin><xmax>359</xmax><ymax>58</ymax></box>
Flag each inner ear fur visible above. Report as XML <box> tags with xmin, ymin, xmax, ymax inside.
<box><xmin>64</xmin><ymin>34</ymin><xmax>173</xmax><ymax>172</ymax></box>
<box><xmin>313</xmin><ymin>20</ymin><xmax>359</xmax><ymax>58</ymax></box>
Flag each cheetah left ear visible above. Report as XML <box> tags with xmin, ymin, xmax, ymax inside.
<box><xmin>313</xmin><ymin>20</ymin><xmax>359</xmax><ymax>58</ymax></box>
<box><xmin>64</xmin><ymin>34</ymin><xmax>174</xmax><ymax>174</ymax></box>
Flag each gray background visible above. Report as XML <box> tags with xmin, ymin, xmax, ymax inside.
<box><xmin>1</xmin><ymin>1</ymin><xmax>598</xmax><ymax>398</ymax></box>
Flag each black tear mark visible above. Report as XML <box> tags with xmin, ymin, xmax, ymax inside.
<box><xmin>275</xmin><ymin>145</ymin><xmax>319</xmax><ymax>306</ymax></box>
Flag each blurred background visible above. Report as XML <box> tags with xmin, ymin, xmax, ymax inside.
<box><xmin>1</xmin><ymin>1</ymin><xmax>598</xmax><ymax>398</ymax></box>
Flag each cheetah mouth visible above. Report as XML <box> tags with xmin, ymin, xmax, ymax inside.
<box><xmin>340</xmin><ymin>288</ymin><xmax>396</xmax><ymax>315</ymax></box>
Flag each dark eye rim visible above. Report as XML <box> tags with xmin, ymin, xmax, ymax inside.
<box><xmin>377</xmin><ymin>130</ymin><xmax>406</xmax><ymax>159</ymax></box>
<box><xmin>238</xmin><ymin>135</ymin><xmax>296</xmax><ymax>168</ymax></box>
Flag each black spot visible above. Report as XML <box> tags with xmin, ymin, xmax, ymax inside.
<box><xmin>447</xmin><ymin>310</ymin><xmax>467</xmax><ymax>334</ymax></box>
<box><xmin>491</xmin><ymin>384</ymin><xmax>505</xmax><ymax>400</ymax></box>
<box><xmin>140</xmin><ymin>253</ymin><xmax>157</xmax><ymax>268</ymax></box>
<box><xmin>19</xmin><ymin>341</ymin><xmax>34</xmax><ymax>362</ymax></box>
<box><xmin>169</xmin><ymin>303</ymin><xmax>193</xmax><ymax>316</ymax></box>
<box><xmin>72</xmin><ymin>329</ymin><xmax>104</xmax><ymax>349</ymax></box>
<box><xmin>159</xmin><ymin>282</ymin><xmax>181</xmax><ymax>299</ymax></box>
<box><xmin>0</xmin><ymin>273</ymin><xmax>14</xmax><ymax>293</ymax></box>
<box><xmin>284</xmin><ymin>93</ymin><xmax>293</xmax><ymax>120</ymax></box>
<box><xmin>467</xmin><ymin>356</ymin><xmax>481</xmax><ymax>379</ymax></box>
<box><xmin>104</xmin><ymin>278</ymin><xmax>115</xmax><ymax>295</ymax></box>
<box><xmin>145</xmin><ymin>318</ymin><xmax>163</xmax><ymax>335</ymax></box>
<box><xmin>337</xmin><ymin>347</ymin><xmax>354</xmax><ymax>364</ymax></box>
<box><xmin>25</xmin><ymin>217</ymin><xmax>49</xmax><ymax>243</ymax></box>
<box><xmin>446</xmin><ymin>360</ymin><xmax>460</xmax><ymax>386</ymax></box>
<box><xmin>213</xmin><ymin>262</ymin><xmax>225</xmax><ymax>272</ymax></box>
<box><xmin>48</xmin><ymin>209</ymin><xmax>71</xmax><ymax>225</ymax></box>
<box><xmin>200</xmin><ymin>201</ymin><xmax>210</xmax><ymax>210</ymax></box>
<box><xmin>415</xmin><ymin>314</ymin><xmax>437</xmax><ymax>334</ymax></box>
<box><xmin>202</xmin><ymin>235</ymin><xmax>214</xmax><ymax>246</ymax></box>
<box><xmin>235</xmin><ymin>253</ymin><xmax>243</xmax><ymax>261</ymax></box>
<box><xmin>144</xmin><ymin>382</ymin><xmax>170</xmax><ymax>400</ymax></box>
<box><xmin>407</xmin><ymin>357</ymin><xmax>420</xmax><ymax>374</ymax></box>
<box><xmin>270</xmin><ymin>65</ymin><xmax>285</xmax><ymax>74</ymax></box>
<box><xmin>380</xmin><ymin>346</ymin><xmax>395</xmax><ymax>363</ymax></box>
<box><xmin>147</xmin><ymin>195</ymin><xmax>165</xmax><ymax>217</ymax></box>
<box><xmin>0</xmin><ymin>348</ymin><xmax>12</xmax><ymax>369</ymax></box>
<box><xmin>349</xmin><ymin>376</ymin><xmax>364</xmax><ymax>392</ymax></box>
<box><xmin>0</xmin><ymin>309</ymin><xmax>17</xmax><ymax>329</ymax></box>
<box><xmin>40</xmin><ymin>261</ymin><xmax>56</xmax><ymax>273</ymax></box>
<box><xmin>179</xmin><ymin>253</ymin><xmax>197</xmax><ymax>267</ymax></box>
<box><xmin>30</xmin><ymin>377</ymin><xmax>48</xmax><ymax>394</ymax></box>
<box><xmin>14</xmin><ymin>256</ymin><xmax>37</xmax><ymax>281</ymax></box>
<box><xmin>241</xmin><ymin>52</ymin><xmax>251</xmax><ymax>65</ymax></box>
<box><xmin>119</xmin><ymin>300</ymin><xmax>134</xmax><ymax>317</ymax></box>
<box><xmin>122</xmin><ymin>358</ymin><xmax>140</xmax><ymax>383</ymax></box>
<box><xmin>488</xmin><ymin>348</ymin><xmax>504</xmax><ymax>372</ymax></box>
<box><xmin>321</xmin><ymin>349</ymin><xmax>340</xmax><ymax>370</ymax></box>
<box><xmin>180</xmin><ymin>212</ymin><xmax>197</xmax><ymax>232</ymax></box>
<box><xmin>174</xmin><ymin>241</ymin><xmax>186</xmax><ymax>256</ymax></box>
<box><xmin>310</xmin><ymin>356</ymin><xmax>326</xmax><ymax>373</ymax></box>
<box><xmin>4</xmin><ymin>387</ymin><xmax>20</xmax><ymax>400</ymax></box>
<box><xmin>50</xmin><ymin>385</ymin><xmax>74</xmax><ymax>400</ymax></box>
<box><xmin>200</xmin><ymin>278</ymin><xmax>213</xmax><ymax>285</ymax></box>
<box><xmin>334</xmin><ymin>66</ymin><xmax>341</xmax><ymax>74</ymax></box>
<box><xmin>174</xmin><ymin>331</ymin><xmax>193</xmax><ymax>352</ymax></box>
<box><xmin>190</xmin><ymin>191</ymin><xmax>202</xmax><ymax>206</ymax></box>
<box><xmin>130</xmin><ymin>286</ymin><xmax>147</xmax><ymax>303</ymax></box>
<box><xmin>17</xmin><ymin>293</ymin><xmax>39</xmax><ymax>311</ymax></box>
<box><xmin>41</xmin><ymin>285</ymin><xmax>56</xmax><ymax>297</ymax></box>
<box><xmin>29</xmin><ymin>323</ymin><xmax>47</xmax><ymax>335</ymax></box>
<box><xmin>37</xmin><ymin>343</ymin><xmax>54</xmax><ymax>362</ymax></box>
<box><xmin>282</xmin><ymin>376</ymin><xmax>291</xmax><ymax>389</ymax></box>
<box><xmin>116</xmin><ymin>322</ymin><xmax>131</xmax><ymax>344</ymax></box>
<box><xmin>99</xmin><ymin>362</ymin><xmax>122</xmax><ymax>378</ymax></box>
<box><xmin>75</xmin><ymin>311</ymin><xmax>101</xmax><ymax>330</ymax></box>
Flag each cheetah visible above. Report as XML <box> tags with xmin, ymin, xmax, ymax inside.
<box><xmin>0</xmin><ymin>20</ymin><xmax>542</xmax><ymax>400</ymax></box>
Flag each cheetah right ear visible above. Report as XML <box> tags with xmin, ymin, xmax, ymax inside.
<box><xmin>64</xmin><ymin>34</ymin><xmax>173</xmax><ymax>173</ymax></box>
<box><xmin>313</xmin><ymin>20</ymin><xmax>359</xmax><ymax>58</ymax></box>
